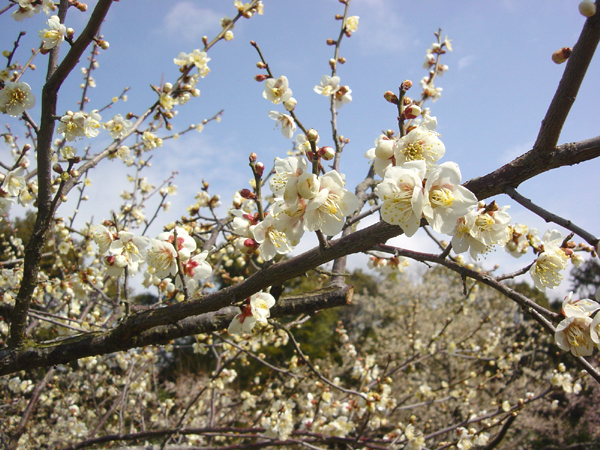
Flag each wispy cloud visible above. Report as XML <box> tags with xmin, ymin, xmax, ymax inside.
<box><xmin>160</xmin><ymin>2</ymin><xmax>222</xmax><ymax>44</ymax></box>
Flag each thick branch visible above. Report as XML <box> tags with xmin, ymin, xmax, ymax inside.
<box><xmin>533</xmin><ymin>8</ymin><xmax>600</xmax><ymax>151</ymax></box>
<box><xmin>9</xmin><ymin>0</ymin><xmax>115</xmax><ymax>347</ymax></box>
<box><xmin>0</xmin><ymin>286</ymin><xmax>353</xmax><ymax>375</ymax></box>
<box><xmin>463</xmin><ymin>135</ymin><xmax>600</xmax><ymax>200</ymax></box>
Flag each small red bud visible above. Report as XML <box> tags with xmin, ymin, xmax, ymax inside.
<box><xmin>401</xmin><ymin>80</ymin><xmax>413</xmax><ymax>91</ymax></box>
<box><xmin>239</xmin><ymin>189</ymin><xmax>256</xmax><ymax>199</ymax></box>
<box><xmin>338</xmin><ymin>57</ymin><xmax>346</xmax><ymax>64</ymax></box>
<box><xmin>249</xmin><ymin>152</ymin><xmax>258</xmax><ymax>162</ymax></box>
<box><xmin>250</xmin><ymin>40</ymin><xmax>257</xmax><ymax>47</ymax></box>
<box><xmin>327</xmin><ymin>39</ymin><xmax>336</xmax><ymax>45</ymax></box>
<box><xmin>254</xmin><ymin>74</ymin><xmax>269</xmax><ymax>82</ymax></box>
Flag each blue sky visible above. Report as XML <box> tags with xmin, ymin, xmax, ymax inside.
<box><xmin>2</xmin><ymin>0</ymin><xmax>599</xmax><ymax>299</ymax></box>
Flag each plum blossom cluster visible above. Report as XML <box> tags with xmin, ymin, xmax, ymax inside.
<box><xmin>10</xmin><ymin>0</ymin><xmax>56</xmax><ymax>22</ymax></box>
<box><xmin>57</xmin><ymin>110</ymin><xmax>102</xmax><ymax>141</ymax></box>
<box><xmin>93</xmin><ymin>224</ymin><xmax>212</xmax><ymax>296</ymax></box>
<box><xmin>0</xmin><ymin>165</ymin><xmax>37</xmax><ymax>215</ymax></box>
<box><xmin>229</xmin><ymin>155</ymin><xmax>359</xmax><ymax>263</ymax></box>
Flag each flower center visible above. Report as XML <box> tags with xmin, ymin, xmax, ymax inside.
<box><xmin>429</xmin><ymin>187</ymin><xmax>454</xmax><ymax>207</ymax></box>
<box><xmin>474</xmin><ymin>213</ymin><xmax>494</xmax><ymax>232</ymax></box>
<box><xmin>267</xmin><ymin>228</ymin><xmax>288</xmax><ymax>249</ymax></box>
<box><xmin>567</xmin><ymin>324</ymin><xmax>588</xmax><ymax>348</ymax></box>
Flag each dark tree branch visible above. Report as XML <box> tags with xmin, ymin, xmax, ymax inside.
<box><xmin>533</xmin><ymin>8</ymin><xmax>600</xmax><ymax>152</ymax></box>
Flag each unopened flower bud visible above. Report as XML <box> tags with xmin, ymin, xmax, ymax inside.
<box><xmin>60</xmin><ymin>194</ymin><xmax>68</xmax><ymax>202</ymax></box>
<box><xmin>29</xmin><ymin>64</ymin><xmax>36</xmax><ymax>70</ymax></box>
<box><xmin>335</xmin><ymin>14</ymin><xmax>343</xmax><ymax>19</ymax></box>
<box><xmin>163</xmin><ymin>82</ymin><xmax>173</xmax><ymax>93</ymax></box>
<box><xmin>579</xmin><ymin>0</ymin><xmax>596</xmax><ymax>17</ymax></box>
<box><xmin>256</xmin><ymin>61</ymin><xmax>266</xmax><ymax>69</ymax></box>
<box><xmin>306</xmin><ymin>129</ymin><xmax>319</xmax><ymax>142</ymax></box>
<box><xmin>191</xmin><ymin>88</ymin><xmax>200</xmax><ymax>97</ymax></box>
<box><xmin>202</xmin><ymin>36</ymin><xmax>208</xmax><ymax>46</ymax></box>
<box><xmin>344</xmin><ymin>30</ymin><xmax>352</xmax><ymax>38</ymax></box>
<box><xmin>327</xmin><ymin>39</ymin><xmax>336</xmax><ymax>45</ymax></box>
<box><xmin>66</xmin><ymin>28</ymin><xmax>74</xmax><ymax>39</ymax></box>
<box><xmin>255</xmin><ymin>162</ymin><xmax>264</xmax><ymax>177</ymax></box>
<box><xmin>375</xmin><ymin>139</ymin><xmax>394</xmax><ymax>159</ymax></box>
<box><xmin>249</xmin><ymin>152</ymin><xmax>258</xmax><ymax>162</ymax></box>
<box><xmin>224</xmin><ymin>30</ymin><xmax>234</xmax><ymax>41</ymax></box>
<box><xmin>383</xmin><ymin>91</ymin><xmax>399</xmax><ymax>104</ymax></box>
<box><xmin>239</xmin><ymin>188</ymin><xmax>256</xmax><ymax>199</ymax></box>
<box><xmin>70</xmin><ymin>169</ymin><xmax>79</xmax><ymax>178</ymax></box>
<box><xmin>76</xmin><ymin>2</ymin><xmax>87</xmax><ymax>12</ymax></box>
<box><xmin>402</xmin><ymin>104</ymin><xmax>422</xmax><ymax>120</ymax></box>
<box><xmin>338</xmin><ymin>57</ymin><xmax>346</xmax><ymax>64</ymax></box>
<box><xmin>254</xmin><ymin>74</ymin><xmax>270</xmax><ymax>82</ymax></box>
<box><xmin>329</xmin><ymin>58</ymin><xmax>337</xmax><ymax>69</ymax></box>
<box><xmin>283</xmin><ymin>97</ymin><xmax>297</xmax><ymax>111</ymax></box>
<box><xmin>401</xmin><ymin>80</ymin><xmax>413</xmax><ymax>91</ymax></box>
<box><xmin>98</xmin><ymin>40</ymin><xmax>109</xmax><ymax>50</ymax></box>
<box><xmin>53</xmin><ymin>163</ymin><xmax>63</xmax><ymax>174</ymax></box>
<box><xmin>552</xmin><ymin>47</ymin><xmax>572</xmax><ymax>64</ymax></box>
<box><xmin>319</xmin><ymin>146</ymin><xmax>335</xmax><ymax>161</ymax></box>
<box><xmin>250</xmin><ymin>40</ymin><xmax>257</xmax><ymax>47</ymax></box>
<box><xmin>2</xmin><ymin>50</ymin><xmax>10</xmax><ymax>58</ymax></box>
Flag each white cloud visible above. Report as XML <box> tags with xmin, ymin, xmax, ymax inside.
<box><xmin>161</xmin><ymin>2</ymin><xmax>222</xmax><ymax>43</ymax></box>
<box><xmin>458</xmin><ymin>55</ymin><xmax>476</xmax><ymax>70</ymax></box>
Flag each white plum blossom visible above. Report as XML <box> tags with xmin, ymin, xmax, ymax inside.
<box><xmin>263</xmin><ymin>76</ymin><xmax>293</xmax><ymax>104</ymax></box>
<box><xmin>0</xmin><ymin>81</ymin><xmax>36</xmax><ymax>117</ymax></box>
<box><xmin>314</xmin><ymin>75</ymin><xmax>340</xmax><ymax>96</ymax></box>
<box><xmin>108</xmin><ymin>231</ymin><xmax>149</xmax><ymax>275</ymax></box>
<box><xmin>11</xmin><ymin>0</ymin><xmax>40</xmax><ymax>21</ymax></box>
<box><xmin>296</xmin><ymin>133</ymin><xmax>318</xmax><ymax>154</ymax></box>
<box><xmin>181</xmin><ymin>250</ymin><xmax>212</xmax><ymax>291</ymax></box>
<box><xmin>146</xmin><ymin>239</ymin><xmax>178</xmax><ymax>278</ymax></box>
<box><xmin>174</xmin><ymin>49</ymin><xmax>211</xmax><ymax>77</ymax></box>
<box><xmin>57</xmin><ymin>110</ymin><xmax>102</xmax><ymax>140</ymax></box>
<box><xmin>561</xmin><ymin>292</ymin><xmax>600</xmax><ymax>318</ymax></box>
<box><xmin>334</xmin><ymin>85</ymin><xmax>352</xmax><ymax>108</ymax></box>
<box><xmin>529</xmin><ymin>230</ymin><xmax>569</xmax><ymax>291</ymax></box>
<box><xmin>374</xmin><ymin>161</ymin><xmax>426</xmax><ymax>237</ymax></box>
<box><xmin>344</xmin><ymin>16</ymin><xmax>359</xmax><ymax>32</ymax></box>
<box><xmin>251</xmin><ymin>213</ymin><xmax>291</xmax><ymax>261</ymax></box>
<box><xmin>452</xmin><ymin>204</ymin><xmax>511</xmax><ymax>259</ymax></box>
<box><xmin>422</xmin><ymin>162</ymin><xmax>477</xmax><ymax>235</ymax></box>
<box><xmin>304</xmin><ymin>170</ymin><xmax>359</xmax><ymax>236</ymax></box>
<box><xmin>272</xmin><ymin>199</ymin><xmax>307</xmax><ymax>246</ymax></box>
<box><xmin>394</xmin><ymin>125</ymin><xmax>445</xmax><ymax>167</ymax></box>
<box><xmin>505</xmin><ymin>223</ymin><xmax>538</xmax><ymax>257</ymax></box>
<box><xmin>269</xmin><ymin>156</ymin><xmax>309</xmax><ymax>204</ymax></box>
<box><xmin>364</xmin><ymin>135</ymin><xmax>396</xmax><ymax>178</ymax></box>
<box><xmin>155</xmin><ymin>227</ymin><xmax>197</xmax><ymax>261</ymax></box>
<box><xmin>555</xmin><ymin>315</ymin><xmax>594</xmax><ymax>357</ymax></box>
<box><xmin>228</xmin><ymin>291</ymin><xmax>276</xmax><ymax>334</ymax></box>
<box><xmin>92</xmin><ymin>224</ymin><xmax>115</xmax><ymax>254</ymax></box>
<box><xmin>1</xmin><ymin>166</ymin><xmax>26</xmax><ymax>197</ymax></box>
<box><xmin>268</xmin><ymin>111</ymin><xmax>296</xmax><ymax>139</ymax></box>
<box><xmin>39</xmin><ymin>15</ymin><xmax>66</xmax><ymax>49</ymax></box>
<box><xmin>104</xmin><ymin>114</ymin><xmax>133</xmax><ymax>139</ymax></box>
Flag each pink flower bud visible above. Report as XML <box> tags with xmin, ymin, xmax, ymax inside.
<box><xmin>319</xmin><ymin>146</ymin><xmax>335</xmax><ymax>161</ymax></box>
<box><xmin>401</xmin><ymin>80</ymin><xmax>413</xmax><ymax>91</ymax></box>
<box><xmin>254</xmin><ymin>74</ymin><xmax>270</xmax><ymax>82</ymax></box>
<box><xmin>306</xmin><ymin>129</ymin><xmax>319</xmax><ymax>142</ymax></box>
<box><xmin>552</xmin><ymin>47</ymin><xmax>572</xmax><ymax>64</ymax></box>
<box><xmin>402</xmin><ymin>104</ymin><xmax>421</xmax><ymax>120</ymax></box>
<box><xmin>249</xmin><ymin>152</ymin><xmax>258</xmax><ymax>162</ymax></box>
<box><xmin>327</xmin><ymin>39</ymin><xmax>336</xmax><ymax>45</ymax></box>
<box><xmin>383</xmin><ymin>91</ymin><xmax>399</xmax><ymax>104</ymax></box>
<box><xmin>255</xmin><ymin>162</ymin><xmax>264</xmax><ymax>177</ymax></box>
